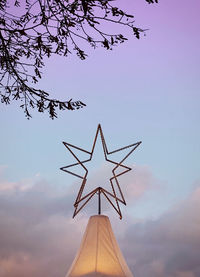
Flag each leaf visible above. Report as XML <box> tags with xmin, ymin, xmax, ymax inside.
<box><xmin>66</xmin><ymin>100</ymin><xmax>74</xmax><ymax>110</ymax></box>
<box><xmin>133</xmin><ymin>27</ymin><xmax>140</xmax><ymax>39</ymax></box>
<box><xmin>36</xmin><ymin>36</ymin><xmax>42</xmax><ymax>47</ymax></box>
<box><xmin>18</xmin><ymin>29</ymin><xmax>27</xmax><ymax>36</ymax></box>
<box><xmin>47</xmin><ymin>101</ymin><xmax>57</xmax><ymax>119</ymax></box>
<box><xmin>103</xmin><ymin>39</ymin><xmax>109</xmax><ymax>49</ymax></box>
<box><xmin>14</xmin><ymin>0</ymin><xmax>20</xmax><ymax>7</ymax></box>
<box><xmin>25</xmin><ymin>107</ymin><xmax>31</xmax><ymax>119</ymax></box>
<box><xmin>145</xmin><ymin>0</ymin><xmax>158</xmax><ymax>3</ymax></box>
<box><xmin>81</xmin><ymin>0</ymin><xmax>88</xmax><ymax>15</ymax></box>
<box><xmin>35</xmin><ymin>68</ymin><xmax>41</xmax><ymax>78</ymax></box>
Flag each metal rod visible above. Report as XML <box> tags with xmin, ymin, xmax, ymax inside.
<box><xmin>98</xmin><ymin>187</ymin><xmax>101</xmax><ymax>215</ymax></box>
<box><xmin>73</xmin><ymin>190</ymin><xmax>97</xmax><ymax>218</ymax></box>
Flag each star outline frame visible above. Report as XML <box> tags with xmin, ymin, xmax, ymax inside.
<box><xmin>60</xmin><ymin>124</ymin><xmax>142</xmax><ymax>219</ymax></box>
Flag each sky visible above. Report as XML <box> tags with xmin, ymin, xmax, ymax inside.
<box><xmin>0</xmin><ymin>0</ymin><xmax>200</xmax><ymax>276</ymax></box>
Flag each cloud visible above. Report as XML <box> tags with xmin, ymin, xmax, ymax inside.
<box><xmin>0</xmin><ymin>168</ymin><xmax>88</xmax><ymax>277</ymax></box>
<box><xmin>119</xmin><ymin>183</ymin><xmax>200</xmax><ymax>277</ymax></box>
<box><xmin>122</xmin><ymin>164</ymin><xmax>157</xmax><ymax>202</ymax></box>
<box><xmin>0</xmin><ymin>164</ymin><xmax>154</xmax><ymax>276</ymax></box>
<box><xmin>0</xmin><ymin>167</ymin><xmax>200</xmax><ymax>277</ymax></box>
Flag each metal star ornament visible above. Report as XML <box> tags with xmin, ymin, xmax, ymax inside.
<box><xmin>60</xmin><ymin>124</ymin><xmax>141</xmax><ymax>219</ymax></box>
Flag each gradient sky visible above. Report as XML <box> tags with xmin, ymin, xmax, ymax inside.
<box><xmin>0</xmin><ymin>0</ymin><xmax>200</xmax><ymax>276</ymax></box>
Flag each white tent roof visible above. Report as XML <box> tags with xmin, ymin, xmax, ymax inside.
<box><xmin>66</xmin><ymin>215</ymin><xmax>134</xmax><ymax>277</ymax></box>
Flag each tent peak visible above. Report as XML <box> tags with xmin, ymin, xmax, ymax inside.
<box><xmin>66</xmin><ymin>215</ymin><xmax>134</xmax><ymax>277</ymax></box>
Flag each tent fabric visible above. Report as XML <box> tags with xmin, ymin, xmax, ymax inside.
<box><xmin>66</xmin><ymin>215</ymin><xmax>134</xmax><ymax>277</ymax></box>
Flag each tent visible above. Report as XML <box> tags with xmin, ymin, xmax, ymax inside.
<box><xmin>66</xmin><ymin>215</ymin><xmax>134</xmax><ymax>277</ymax></box>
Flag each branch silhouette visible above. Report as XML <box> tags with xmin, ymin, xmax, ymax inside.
<box><xmin>0</xmin><ymin>0</ymin><xmax>158</xmax><ymax>119</ymax></box>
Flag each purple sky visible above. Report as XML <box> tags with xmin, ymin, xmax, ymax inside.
<box><xmin>0</xmin><ymin>0</ymin><xmax>200</xmax><ymax>276</ymax></box>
